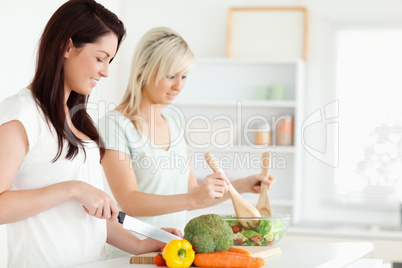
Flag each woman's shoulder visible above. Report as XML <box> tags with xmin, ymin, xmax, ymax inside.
<box><xmin>0</xmin><ymin>88</ymin><xmax>40</xmax><ymax>121</ymax></box>
<box><xmin>0</xmin><ymin>88</ymin><xmax>45</xmax><ymax>149</ymax></box>
<box><xmin>98</xmin><ymin>109</ymin><xmax>129</xmax><ymax>129</ymax></box>
<box><xmin>0</xmin><ymin>88</ymin><xmax>36</xmax><ymax>108</ymax></box>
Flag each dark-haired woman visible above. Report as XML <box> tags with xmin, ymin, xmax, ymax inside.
<box><xmin>0</xmin><ymin>1</ymin><xmax>180</xmax><ymax>267</ymax></box>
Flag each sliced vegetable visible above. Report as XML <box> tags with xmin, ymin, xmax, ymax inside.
<box><xmin>231</xmin><ymin>225</ymin><xmax>242</xmax><ymax>233</ymax></box>
<box><xmin>243</xmin><ymin>229</ymin><xmax>260</xmax><ymax>239</ymax></box>
<box><xmin>154</xmin><ymin>244</ymin><xmax>167</xmax><ymax>266</ymax></box>
<box><xmin>235</xmin><ymin>239</ymin><xmax>243</xmax><ymax>245</ymax></box>
<box><xmin>162</xmin><ymin>239</ymin><xmax>195</xmax><ymax>268</ymax></box>
<box><xmin>251</xmin><ymin>236</ymin><xmax>262</xmax><ymax>243</ymax></box>
<box><xmin>194</xmin><ymin>251</ymin><xmax>265</xmax><ymax>268</ymax></box>
<box><xmin>154</xmin><ymin>253</ymin><xmax>166</xmax><ymax>266</ymax></box>
<box><xmin>223</xmin><ymin>216</ymin><xmax>286</xmax><ymax>246</ymax></box>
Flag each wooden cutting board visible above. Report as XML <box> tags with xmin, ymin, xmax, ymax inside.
<box><xmin>130</xmin><ymin>246</ymin><xmax>281</xmax><ymax>264</ymax></box>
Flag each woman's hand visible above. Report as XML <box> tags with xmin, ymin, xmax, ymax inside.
<box><xmin>232</xmin><ymin>174</ymin><xmax>276</xmax><ymax>194</ymax></box>
<box><xmin>141</xmin><ymin>227</ymin><xmax>184</xmax><ymax>252</ymax></box>
<box><xmin>161</xmin><ymin>227</ymin><xmax>183</xmax><ymax>238</ymax></box>
<box><xmin>192</xmin><ymin>173</ymin><xmax>230</xmax><ymax>207</ymax></box>
<box><xmin>71</xmin><ymin>181</ymin><xmax>119</xmax><ymax>221</ymax></box>
<box><xmin>106</xmin><ymin>220</ymin><xmax>184</xmax><ymax>255</ymax></box>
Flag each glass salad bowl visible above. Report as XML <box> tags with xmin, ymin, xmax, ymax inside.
<box><xmin>221</xmin><ymin>214</ymin><xmax>291</xmax><ymax>247</ymax></box>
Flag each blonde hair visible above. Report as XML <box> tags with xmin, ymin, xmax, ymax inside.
<box><xmin>118</xmin><ymin>27</ymin><xmax>196</xmax><ymax>117</ymax></box>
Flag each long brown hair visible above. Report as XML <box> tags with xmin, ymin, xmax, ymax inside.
<box><xmin>31</xmin><ymin>0</ymin><xmax>126</xmax><ymax>162</ymax></box>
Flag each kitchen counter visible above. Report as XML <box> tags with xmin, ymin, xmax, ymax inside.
<box><xmin>72</xmin><ymin>241</ymin><xmax>376</xmax><ymax>268</ymax></box>
<box><xmin>288</xmin><ymin>224</ymin><xmax>402</xmax><ymax>240</ymax></box>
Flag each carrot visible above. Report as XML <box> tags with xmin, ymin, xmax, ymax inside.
<box><xmin>228</xmin><ymin>246</ymin><xmax>252</xmax><ymax>255</ymax></box>
<box><xmin>194</xmin><ymin>251</ymin><xmax>265</xmax><ymax>268</ymax></box>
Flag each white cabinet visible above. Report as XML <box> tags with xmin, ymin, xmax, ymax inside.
<box><xmin>173</xmin><ymin>57</ymin><xmax>305</xmax><ymax>222</ymax></box>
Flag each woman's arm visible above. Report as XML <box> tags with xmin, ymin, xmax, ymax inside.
<box><xmin>0</xmin><ymin>121</ymin><xmax>119</xmax><ymax>224</ymax></box>
<box><xmin>106</xmin><ymin>220</ymin><xmax>182</xmax><ymax>255</ymax></box>
<box><xmin>101</xmin><ymin>149</ymin><xmax>230</xmax><ymax>216</ymax></box>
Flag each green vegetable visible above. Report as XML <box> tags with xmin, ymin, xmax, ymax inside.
<box><xmin>262</xmin><ymin>233</ymin><xmax>274</xmax><ymax>245</ymax></box>
<box><xmin>243</xmin><ymin>229</ymin><xmax>260</xmax><ymax>239</ymax></box>
<box><xmin>225</xmin><ymin>218</ymin><xmax>241</xmax><ymax>227</ymax></box>
<box><xmin>257</xmin><ymin>219</ymin><xmax>271</xmax><ymax>236</ymax></box>
<box><xmin>222</xmin><ymin>216</ymin><xmax>286</xmax><ymax>246</ymax></box>
<box><xmin>184</xmin><ymin>214</ymin><xmax>233</xmax><ymax>253</ymax></box>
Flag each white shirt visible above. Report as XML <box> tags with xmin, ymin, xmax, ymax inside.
<box><xmin>98</xmin><ymin>109</ymin><xmax>190</xmax><ymax>231</ymax></box>
<box><xmin>0</xmin><ymin>88</ymin><xmax>107</xmax><ymax>268</ymax></box>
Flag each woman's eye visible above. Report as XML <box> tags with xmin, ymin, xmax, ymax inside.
<box><xmin>167</xmin><ymin>75</ymin><xmax>175</xmax><ymax>79</ymax></box>
<box><xmin>96</xmin><ymin>58</ymin><xmax>104</xmax><ymax>63</ymax></box>
<box><xmin>182</xmin><ymin>75</ymin><xmax>187</xmax><ymax>79</ymax></box>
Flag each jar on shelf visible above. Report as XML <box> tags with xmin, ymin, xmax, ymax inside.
<box><xmin>254</xmin><ymin>122</ymin><xmax>271</xmax><ymax>145</ymax></box>
<box><xmin>277</xmin><ymin>116</ymin><xmax>294</xmax><ymax>146</ymax></box>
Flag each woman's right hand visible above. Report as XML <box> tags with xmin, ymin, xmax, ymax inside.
<box><xmin>71</xmin><ymin>181</ymin><xmax>119</xmax><ymax>221</ymax></box>
<box><xmin>192</xmin><ymin>172</ymin><xmax>230</xmax><ymax>207</ymax></box>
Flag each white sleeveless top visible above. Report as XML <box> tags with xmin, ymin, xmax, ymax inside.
<box><xmin>0</xmin><ymin>88</ymin><xmax>107</xmax><ymax>267</ymax></box>
<box><xmin>98</xmin><ymin>109</ymin><xmax>190</xmax><ymax>232</ymax></box>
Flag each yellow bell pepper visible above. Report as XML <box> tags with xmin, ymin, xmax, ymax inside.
<box><xmin>162</xmin><ymin>239</ymin><xmax>195</xmax><ymax>268</ymax></box>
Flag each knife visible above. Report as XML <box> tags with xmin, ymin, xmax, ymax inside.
<box><xmin>119</xmin><ymin>212</ymin><xmax>182</xmax><ymax>243</ymax></box>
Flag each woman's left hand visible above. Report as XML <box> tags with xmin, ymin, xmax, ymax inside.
<box><xmin>161</xmin><ymin>227</ymin><xmax>183</xmax><ymax>238</ymax></box>
<box><xmin>231</xmin><ymin>174</ymin><xmax>276</xmax><ymax>194</ymax></box>
<box><xmin>145</xmin><ymin>227</ymin><xmax>184</xmax><ymax>251</ymax></box>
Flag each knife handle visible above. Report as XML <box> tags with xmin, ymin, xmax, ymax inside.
<box><xmin>118</xmin><ymin>211</ymin><xmax>126</xmax><ymax>224</ymax></box>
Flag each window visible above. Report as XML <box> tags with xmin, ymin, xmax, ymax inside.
<box><xmin>332</xmin><ymin>28</ymin><xmax>402</xmax><ymax>225</ymax></box>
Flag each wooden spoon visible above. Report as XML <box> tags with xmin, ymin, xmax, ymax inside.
<box><xmin>204</xmin><ymin>152</ymin><xmax>261</xmax><ymax>228</ymax></box>
<box><xmin>256</xmin><ymin>152</ymin><xmax>273</xmax><ymax>217</ymax></box>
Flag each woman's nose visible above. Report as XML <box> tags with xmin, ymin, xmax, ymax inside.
<box><xmin>174</xmin><ymin>77</ymin><xmax>185</xmax><ymax>91</ymax></box>
<box><xmin>100</xmin><ymin>64</ymin><xmax>109</xmax><ymax>78</ymax></box>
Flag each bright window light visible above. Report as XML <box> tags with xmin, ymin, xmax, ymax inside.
<box><xmin>335</xmin><ymin>29</ymin><xmax>402</xmax><ymax>207</ymax></box>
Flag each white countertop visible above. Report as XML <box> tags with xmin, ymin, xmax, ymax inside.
<box><xmin>72</xmin><ymin>241</ymin><xmax>375</xmax><ymax>268</ymax></box>
<box><xmin>288</xmin><ymin>225</ymin><xmax>402</xmax><ymax>240</ymax></box>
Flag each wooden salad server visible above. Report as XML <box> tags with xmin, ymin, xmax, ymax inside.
<box><xmin>204</xmin><ymin>152</ymin><xmax>261</xmax><ymax>227</ymax></box>
<box><xmin>256</xmin><ymin>152</ymin><xmax>273</xmax><ymax>217</ymax></box>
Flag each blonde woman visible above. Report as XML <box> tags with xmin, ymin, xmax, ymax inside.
<box><xmin>99</xmin><ymin>27</ymin><xmax>275</xmax><ymax>233</ymax></box>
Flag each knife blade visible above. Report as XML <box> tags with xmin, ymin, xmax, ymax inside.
<box><xmin>121</xmin><ymin>212</ymin><xmax>182</xmax><ymax>243</ymax></box>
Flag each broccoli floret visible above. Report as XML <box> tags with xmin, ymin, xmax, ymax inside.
<box><xmin>184</xmin><ymin>214</ymin><xmax>233</xmax><ymax>253</ymax></box>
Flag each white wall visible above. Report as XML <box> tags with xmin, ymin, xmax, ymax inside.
<box><xmin>0</xmin><ymin>1</ymin><xmax>63</xmax><ymax>101</ymax></box>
